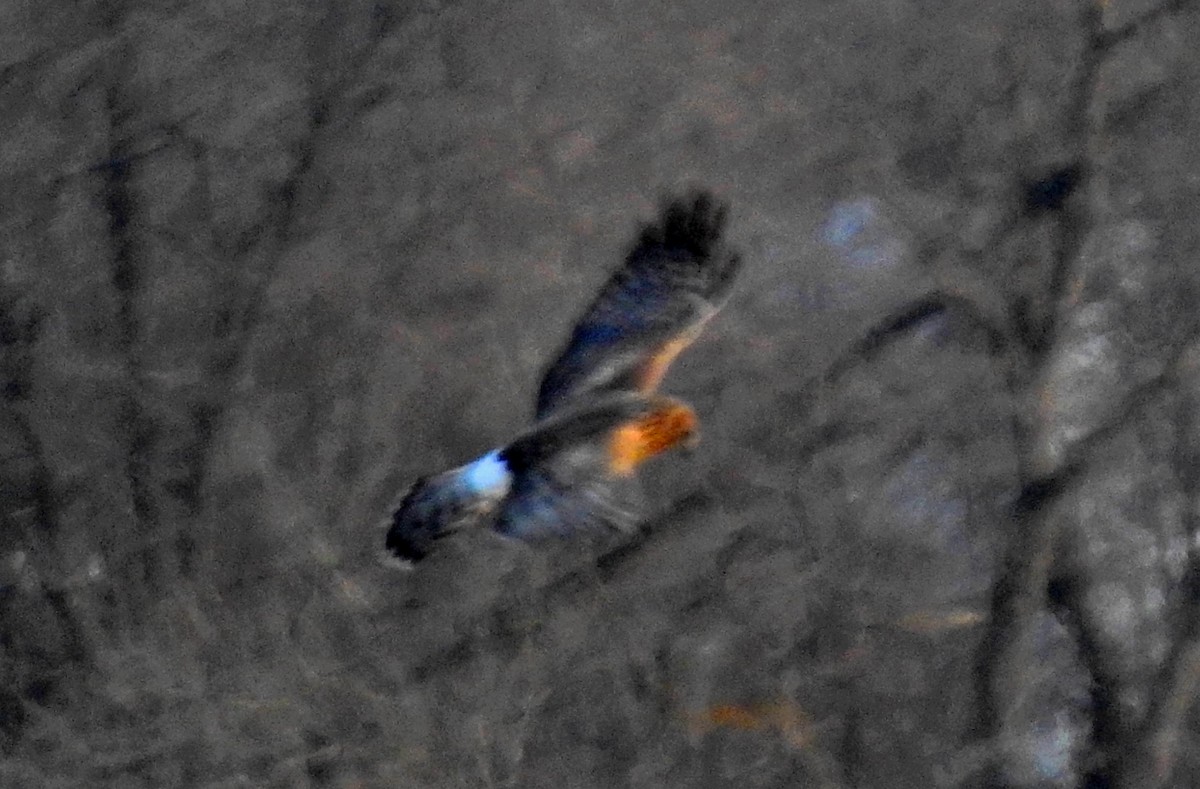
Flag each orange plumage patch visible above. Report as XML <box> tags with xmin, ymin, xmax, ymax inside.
<box><xmin>637</xmin><ymin>335</ymin><xmax>694</xmax><ymax>393</ymax></box>
<box><xmin>608</xmin><ymin>401</ymin><xmax>698</xmax><ymax>475</ymax></box>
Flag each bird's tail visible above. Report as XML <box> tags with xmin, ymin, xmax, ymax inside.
<box><xmin>385</xmin><ymin>480</ymin><xmax>447</xmax><ymax>563</ymax></box>
<box><xmin>384</xmin><ymin>455</ymin><xmax>511</xmax><ymax>562</ymax></box>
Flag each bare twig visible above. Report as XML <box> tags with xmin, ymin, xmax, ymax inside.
<box><xmin>97</xmin><ymin>47</ymin><xmax>164</xmax><ymax>595</ymax></box>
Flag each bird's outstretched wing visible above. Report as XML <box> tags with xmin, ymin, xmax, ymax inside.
<box><xmin>534</xmin><ymin>191</ymin><xmax>741</xmax><ymax>420</ymax></box>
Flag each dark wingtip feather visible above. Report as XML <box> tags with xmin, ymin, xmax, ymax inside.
<box><xmin>534</xmin><ymin>189</ymin><xmax>741</xmax><ymax>419</ymax></box>
<box><xmin>383</xmin><ymin>479</ymin><xmax>437</xmax><ymax>562</ymax></box>
<box><xmin>636</xmin><ymin>190</ymin><xmax>730</xmax><ymax>261</ymax></box>
<box><xmin>385</xmin><ymin>518</ymin><xmax>429</xmax><ymax>562</ymax></box>
<box><xmin>630</xmin><ymin>191</ymin><xmax>742</xmax><ymax>302</ymax></box>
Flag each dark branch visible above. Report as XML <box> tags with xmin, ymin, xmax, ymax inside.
<box><xmin>100</xmin><ymin>83</ymin><xmax>158</xmax><ymax>550</ymax></box>
<box><xmin>1095</xmin><ymin>0</ymin><xmax>1197</xmax><ymax>50</ymax></box>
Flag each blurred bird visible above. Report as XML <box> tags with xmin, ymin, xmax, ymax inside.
<box><xmin>385</xmin><ymin>191</ymin><xmax>741</xmax><ymax>562</ymax></box>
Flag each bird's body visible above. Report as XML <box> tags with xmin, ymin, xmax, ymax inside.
<box><xmin>385</xmin><ymin>192</ymin><xmax>740</xmax><ymax>563</ymax></box>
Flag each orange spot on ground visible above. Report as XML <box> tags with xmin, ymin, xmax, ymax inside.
<box><xmin>685</xmin><ymin>701</ymin><xmax>814</xmax><ymax>749</ymax></box>
<box><xmin>896</xmin><ymin>609</ymin><xmax>985</xmax><ymax>634</ymax></box>
<box><xmin>696</xmin><ymin>704</ymin><xmax>765</xmax><ymax>730</ymax></box>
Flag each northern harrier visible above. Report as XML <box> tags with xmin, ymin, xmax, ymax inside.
<box><xmin>385</xmin><ymin>191</ymin><xmax>741</xmax><ymax>562</ymax></box>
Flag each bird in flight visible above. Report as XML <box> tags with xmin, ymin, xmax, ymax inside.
<box><xmin>385</xmin><ymin>191</ymin><xmax>741</xmax><ymax>563</ymax></box>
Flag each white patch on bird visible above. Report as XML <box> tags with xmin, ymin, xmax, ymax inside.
<box><xmin>461</xmin><ymin>449</ymin><xmax>512</xmax><ymax>496</ymax></box>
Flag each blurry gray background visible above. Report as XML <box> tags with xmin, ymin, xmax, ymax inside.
<box><xmin>3</xmin><ymin>0</ymin><xmax>1200</xmax><ymax>787</ymax></box>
